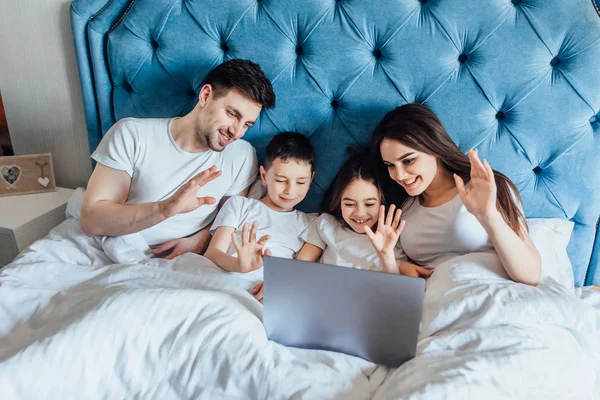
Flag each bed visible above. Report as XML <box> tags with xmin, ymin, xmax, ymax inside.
<box><xmin>1</xmin><ymin>0</ymin><xmax>600</xmax><ymax>398</ymax></box>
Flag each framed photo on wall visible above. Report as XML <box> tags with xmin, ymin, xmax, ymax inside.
<box><xmin>0</xmin><ymin>153</ymin><xmax>57</xmax><ymax>197</ymax></box>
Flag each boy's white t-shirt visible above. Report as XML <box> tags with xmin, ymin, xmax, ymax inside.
<box><xmin>91</xmin><ymin>118</ymin><xmax>258</xmax><ymax>245</ymax></box>
<box><xmin>301</xmin><ymin>213</ymin><xmax>406</xmax><ymax>271</ymax></box>
<box><xmin>210</xmin><ymin>196</ymin><xmax>312</xmax><ymax>279</ymax></box>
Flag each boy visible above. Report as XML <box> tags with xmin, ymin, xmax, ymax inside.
<box><xmin>204</xmin><ymin>132</ymin><xmax>315</xmax><ymax>284</ymax></box>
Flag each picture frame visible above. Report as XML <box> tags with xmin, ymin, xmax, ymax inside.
<box><xmin>0</xmin><ymin>153</ymin><xmax>57</xmax><ymax>197</ymax></box>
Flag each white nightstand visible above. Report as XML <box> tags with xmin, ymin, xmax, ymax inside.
<box><xmin>0</xmin><ymin>187</ymin><xmax>75</xmax><ymax>266</ymax></box>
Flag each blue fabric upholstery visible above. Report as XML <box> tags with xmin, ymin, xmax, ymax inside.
<box><xmin>71</xmin><ymin>0</ymin><xmax>600</xmax><ymax>286</ymax></box>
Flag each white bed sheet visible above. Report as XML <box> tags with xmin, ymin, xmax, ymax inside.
<box><xmin>0</xmin><ymin>218</ymin><xmax>598</xmax><ymax>399</ymax></box>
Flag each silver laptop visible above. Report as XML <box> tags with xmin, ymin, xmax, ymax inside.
<box><xmin>263</xmin><ymin>256</ymin><xmax>425</xmax><ymax>367</ymax></box>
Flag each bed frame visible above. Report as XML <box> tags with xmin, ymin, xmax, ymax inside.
<box><xmin>70</xmin><ymin>0</ymin><xmax>600</xmax><ymax>286</ymax></box>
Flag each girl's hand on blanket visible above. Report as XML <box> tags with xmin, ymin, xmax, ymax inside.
<box><xmin>399</xmin><ymin>262</ymin><xmax>433</xmax><ymax>279</ymax></box>
<box><xmin>251</xmin><ymin>281</ymin><xmax>264</xmax><ymax>303</ymax></box>
<box><xmin>364</xmin><ymin>204</ymin><xmax>405</xmax><ymax>258</ymax></box>
<box><xmin>232</xmin><ymin>222</ymin><xmax>272</xmax><ymax>272</ymax></box>
<box><xmin>160</xmin><ymin>166</ymin><xmax>222</xmax><ymax>218</ymax></box>
<box><xmin>454</xmin><ymin>149</ymin><xmax>500</xmax><ymax>224</ymax></box>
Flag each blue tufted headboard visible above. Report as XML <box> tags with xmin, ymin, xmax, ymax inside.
<box><xmin>70</xmin><ymin>0</ymin><xmax>600</xmax><ymax>286</ymax></box>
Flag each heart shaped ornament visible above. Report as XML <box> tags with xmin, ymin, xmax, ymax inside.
<box><xmin>1</xmin><ymin>165</ymin><xmax>22</xmax><ymax>188</ymax></box>
<box><xmin>38</xmin><ymin>177</ymin><xmax>50</xmax><ymax>187</ymax></box>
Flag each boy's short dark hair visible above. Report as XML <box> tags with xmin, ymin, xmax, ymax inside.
<box><xmin>205</xmin><ymin>59</ymin><xmax>275</xmax><ymax>109</ymax></box>
<box><xmin>264</xmin><ymin>132</ymin><xmax>315</xmax><ymax>172</ymax></box>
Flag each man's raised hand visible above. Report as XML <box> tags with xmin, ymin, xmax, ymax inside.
<box><xmin>160</xmin><ymin>166</ymin><xmax>222</xmax><ymax>218</ymax></box>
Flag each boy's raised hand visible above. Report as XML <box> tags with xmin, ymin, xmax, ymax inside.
<box><xmin>232</xmin><ymin>221</ymin><xmax>272</xmax><ymax>273</ymax></box>
<box><xmin>364</xmin><ymin>204</ymin><xmax>405</xmax><ymax>257</ymax></box>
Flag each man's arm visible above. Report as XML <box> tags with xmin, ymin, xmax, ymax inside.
<box><xmin>80</xmin><ymin>164</ymin><xmax>168</xmax><ymax>237</ymax></box>
<box><xmin>80</xmin><ymin>164</ymin><xmax>221</xmax><ymax>237</ymax></box>
<box><xmin>152</xmin><ymin>181</ymin><xmax>252</xmax><ymax>259</ymax></box>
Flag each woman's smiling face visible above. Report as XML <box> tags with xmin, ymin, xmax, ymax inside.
<box><xmin>379</xmin><ymin>138</ymin><xmax>439</xmax><ymax>196</ymax></box>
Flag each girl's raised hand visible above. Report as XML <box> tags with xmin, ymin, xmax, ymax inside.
<box><xmin>231</xmin><ymin>221</ymin><xmax>272</xmax><ymax>273</ymax></box>
<box><xmin>364</xmin><ymin>204</ymin><xmax>405</xmax><ymax>257</ymax></box>
<box><xmin>454</xmin><ymin>149</ymin><xmax>499</xmax><ymax>224</ymax></box>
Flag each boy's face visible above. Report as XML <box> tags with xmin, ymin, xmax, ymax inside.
<box><xmin>260</xmin><ymin>157</ymin><xmax>314</xmax><ymax>212</ymax></box>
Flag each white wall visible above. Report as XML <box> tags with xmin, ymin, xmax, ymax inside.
<box><xmin>0</xmin><ymin>0</ymin><xmax>92</xmax><ymax>189</ymax></box>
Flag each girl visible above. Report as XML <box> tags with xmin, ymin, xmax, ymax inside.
<box><xmin>371</xmin><ymin>103</ymin><xmax>541</xmax><ymax>285</ymax></box>
<box><xmin>252</xmin><ymin>151</ymin><xmax>426</xmax><ymax>302</ymax></box>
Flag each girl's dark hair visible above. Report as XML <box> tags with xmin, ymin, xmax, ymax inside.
<box><xmin>370</xmin><ymin>103</ymin><xmax>526</xmax><ymax>236</ymax></box>
<box><xmin>322</xmin><ymin>147</ymin><xmax>385</xmax><ymax>228</ymax></box>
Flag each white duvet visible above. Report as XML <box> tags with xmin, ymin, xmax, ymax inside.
<box><xmin>1</xmin><ymin>218</ymin><xmax>599</xmax><ymax>399</ymax></box>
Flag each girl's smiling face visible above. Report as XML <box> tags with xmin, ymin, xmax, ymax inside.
<box><xmin>340</xmin><ymin>179</ymin><xmax>382</xmax><ymax>234</ymax></box>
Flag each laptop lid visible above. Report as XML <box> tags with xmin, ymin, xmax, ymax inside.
<box><xmin>263</xmin><ymin>256</ymin><xmax>425</xmax><ymax>367</ymax></box>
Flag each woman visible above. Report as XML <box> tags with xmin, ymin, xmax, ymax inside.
<box><xmin>371</xmin><ymin>103</ymin><xmax>541</xmax><ymax>285</ymax></box>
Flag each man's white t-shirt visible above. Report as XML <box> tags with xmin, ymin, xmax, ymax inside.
<box><xmin>91</xmin><ymin>118</ymin><xmax>258</xmax><ymax>245</ymax></box>
<box><xmin>301</xmin><ymin>213</ymin><xmax>405</xmax><ymax>272</ymax></box>
<box><xmin>210</xmin><ymin>195</ymin><xmax>312</xmax><ymax>280</ymax></box>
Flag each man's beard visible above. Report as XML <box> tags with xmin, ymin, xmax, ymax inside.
<box><xmin>195</xmin><ymin>122</ymin><xmax>225</xmax><ymax>152</ymax></box>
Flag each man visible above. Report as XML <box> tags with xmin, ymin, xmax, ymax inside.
<box><xmin>80</xmin><ymin>59</ymin><xmax>275</xmax><ymax>259</ymax></box>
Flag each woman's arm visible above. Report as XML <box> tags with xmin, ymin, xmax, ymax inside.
<box><xmin>479</xmin><ymin>214</ymin><xmax>540</xmax><ymax>285</ymax></box>
<box><xmin>454</xmin><ymin>149</ymin><xmax>541</xmax><ymax>285</ymax></box>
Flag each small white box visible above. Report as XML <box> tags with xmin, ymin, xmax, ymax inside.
<box><xmin>0</xmin><ymin>187</ymin><xmax>75</xmax><ymax>266</ymax></box>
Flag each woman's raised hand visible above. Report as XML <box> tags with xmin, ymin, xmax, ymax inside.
<box><xmin>454</xmin><ymin>149</ymin><xmax>500</xmax><ymax>224</ymax></box>
<box><xmin>365</xmin><ymin>204</ymin><xmax>405</xmax><ymax>268</ymax></box>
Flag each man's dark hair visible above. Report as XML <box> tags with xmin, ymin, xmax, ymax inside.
<box><xmin>264</xmin><ymin>132</ymin><xmax>315</xmax><ymax>171</ymax></box>
<box><xmin>205</xmin><ymin>59</ymin><xmax>275</xmax><ymax>109</ymax></box>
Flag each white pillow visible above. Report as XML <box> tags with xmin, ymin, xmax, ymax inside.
<box><xmin>527</xmin><ymin>218</ymin><xmax>575</xmax><ymax>290</ymax></box>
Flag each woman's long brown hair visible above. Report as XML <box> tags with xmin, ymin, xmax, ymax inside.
<box><xmin>370</xmin><ymin>103</ymin><xmax>526</xmax><ymax>236</ymax></box>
